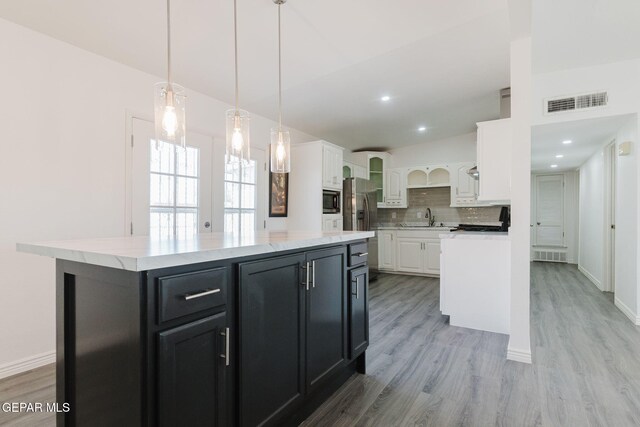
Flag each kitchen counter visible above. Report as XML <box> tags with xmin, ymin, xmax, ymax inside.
<box><xmin>17</xmin><ymin>230</ymin><xmax>374</xmax><ymax>272</ymax></box>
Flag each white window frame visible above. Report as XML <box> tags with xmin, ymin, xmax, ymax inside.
<box><xmin>224</xmin><ymin>158</ymin><xmax>257</xmax><ymax>234</ymax></box>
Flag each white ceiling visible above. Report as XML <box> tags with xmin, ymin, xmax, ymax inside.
<box><xmin>531</xmin><ymin>114</ymin><xmax>634</xmax><ymax>173</ymax></box>
<box><xmin>532</xmin><ymin>0</ymin><xmax>640</xmax><ymax>74</ymax></box>
<box><xmin>0</xmin><ymin>0</ymin><xmax>511</xmax><ymax>150</ymax></box>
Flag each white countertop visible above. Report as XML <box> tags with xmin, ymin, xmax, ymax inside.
<box><xmin>440</xmin><ymin>231</ymin><xmax>510</xmax><ymax>240</ymax></box>
<box><xmin>377</xmin><ymin>226</ymin><xmax>453</xmax><ymax>231</ymax></box>
<box><xmin>17</xmin><ymin>231</ymin><xmax>375</xmax><ymax>272</ymax></box>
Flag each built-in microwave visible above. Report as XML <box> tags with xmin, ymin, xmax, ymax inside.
<box><xmin>323</xmin><ymin>190</ymin><xmax>341</xmax><ymax>214</ymax></box>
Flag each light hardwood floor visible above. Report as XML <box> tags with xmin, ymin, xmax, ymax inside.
<box><xmin>2</xmin><ymin>263</ymin><xmax>640</xmax><ymax>426</ymax></box>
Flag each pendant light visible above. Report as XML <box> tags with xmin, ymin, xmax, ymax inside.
<box><xmin>154</xmin><ymin>0</ymin><xmax>186</xmax><ymax>148</ymax></box>
<box><xmin>226</xmin><ymin>0</ymin><xmax>250</xmax><ymax>164</ymax></box>
<box><xmin>270</xmin><ymin>0</ymin><xmax>291</xmax><ymax>173</ymax></box>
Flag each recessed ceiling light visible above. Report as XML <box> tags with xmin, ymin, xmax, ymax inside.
<box><xmin>556</xmin><ymin>154</ymin><xmax>564</xmax><ymax>158</ymax></box>
<box><xmin>550</xmin><ymin>164</ymin><xmax>558</xmax><ymax>168</ymax></box>
<box><xmin>381</xmin><ymin>95</ymin><xmax>391</xmax><ymax>102</ymax></box>
<box><xmin>562</xmin><ymin>140</ymin><xmax>572</xmax><ymax>144</ymax></box>
<box><xmin>418</xmin><ymin>126</ymin><xmax>427</xmax><ymax>132</ymax></box>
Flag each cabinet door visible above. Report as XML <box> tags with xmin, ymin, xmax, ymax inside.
<box><xmin>336</xmin><ymin>218</ymin><xmax>343</xmax><ymax>231</ymax></box>
<box><xmin>378</xmin><ymin>231</ymin><xmax>396</xmax><ymax>270</ymax></box>
<box><xmin>396</xmin><ymin>238</ymin><xmax>423</xmax><ymax>273</ymax></box>
<box><xmin>323</xmin><ymin>217</ymin><xmax>335</xmax><ymax>231</ymax></box>
<box><xmin>348</xmin><ymin>266</ymin><xmax>369</xmax><ymax>359</ymax></box>
<box><xmin>238</xmin><ymin>254</ymin><xmax>306</xmax><ymax>427</ymax></box>
<box><xmin>306</xmin><ymin>248</ymin><xmax>346</xmax><ymax>392</ymax></box>
<box><xmin>158</xmin><ymin>313</ymin><xmax>229</xmax><ymax>427</ymax></box>
<box><xmin>423</xmin><ymin>239</ymin><xmax>441</xmax><ymax>275</ymax></box>
<box><xmin>477</xmin><ymin>119</ymin><xmax>511</xmax><ymax>202</ymax></box>
<box><xmin>385</xmin><ymin>169</ymin><xmax>402</xmax><ymax>201</ymax></box>
<box><xmin>455</xmin><ymin>164</ymin><xmax>476</xmax><ymax>199</ymax></box>
<box><xmin>322</xmin><ymin>146</ymin><xmax>333</xmax><ymax>188</ymax></box>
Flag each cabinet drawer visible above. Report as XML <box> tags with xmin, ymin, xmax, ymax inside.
<box><xmin>158</xmin><ymin>267</ymin><xmax>227</xmax><ymax>323</ymax></box>
<box><xmin>348</xmin><ymin>242</ymin><xmax>369</xmax><ymax>267</ymax></box>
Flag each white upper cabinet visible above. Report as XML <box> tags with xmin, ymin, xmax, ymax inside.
<box><xmin>406</xmin><ymin>166</ymin><xmax>450</xmax><ymax>188</ymax></box>
<box><xmin>350</xmin><ymin>152</ymin><xmax>391</xmax><ymax>208</ymax></box>
<box><xmin>343</xmin><ymin>161</ymin><xmax>367</xmax><ymax>180</ymax></box>
<box><xmin>322</xmin><ymin>143</ymin><xmax>344</xmax><ymax>190</ymax></box>
<box><xmin>450</xmin><ymin>162</ymin><xmax>492</xmax><ymax>207</ymax></box>
<box><xmin>383</xmin><ymin>168</ymin><xmax>406</xmax><ymax>207</ymax></box>
<box><xmin>476</xmin><ymin>119</ymin><xmax>511</xmax><ymax>203</ymax></box>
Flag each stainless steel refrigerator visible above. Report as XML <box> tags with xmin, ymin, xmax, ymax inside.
<box><xmin>343</xmin><ymin>177</ymin><xmax>379</xmax><ymax>280</ymax></box>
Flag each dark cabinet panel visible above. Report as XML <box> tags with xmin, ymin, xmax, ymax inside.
<box><xmin>158</xmin><ymin>313</ymin><xmax>229</xmax><ymax>427</ymax></box>
<box><xmin>239</xmin><ymin>254</ymin><xmax>306</xmax><ymax>427</ymax></box>
<box><xmin>306</xmin><ymin>247</ymin><xmax>347</xmax><ymax>391</ymax></box>
<box><xmin>348</xmin><ymin>266</ymin><xmax>369</xmax><ymax>359</ymax></box>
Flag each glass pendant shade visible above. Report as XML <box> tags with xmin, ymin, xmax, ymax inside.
<box><xmin>225</xmin><ymin>109</ymin><xmax>251</xmax><ymax>164</ymax></box>
<box><xmin>154</xmin><ymin>82</ymin><xmax>186</xmax><ymax>148</ymax></box>
<box><xmin>270</xmin><ymin>127</ymin><xmax>291</xmax><ymax>173</ymax></box>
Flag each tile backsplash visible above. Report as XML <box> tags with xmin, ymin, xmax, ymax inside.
<box><xmin>377</xmin><ymin>187</ymin><xmax>502</xmax><ymax>226</ymax></box>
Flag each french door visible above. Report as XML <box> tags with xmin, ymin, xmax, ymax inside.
<box><xmin>130</xmin><ymin>118</ymin><xmax>213</xmax><ymax>237</ymax></box>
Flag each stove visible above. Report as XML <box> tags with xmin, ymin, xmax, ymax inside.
<box><xmin>452</xmin><ymin>224</ymin><xmax>505</xmax><ymax>232</ymax></box>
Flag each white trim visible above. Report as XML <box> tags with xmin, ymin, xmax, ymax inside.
<box><xmin>0</xmin><ymin>351</ymin><xmax>55</xmax><ymax>380</ymax></box>
<box><xmin>615</xmin><ymin>297</ymin><xmax>640</xmax><ymax>325</ymax></box>
<box><xmin>506</xmin><ymin>346</ymin><xmax>532</xmax><ymax>364</ymax></box>
<box><xmin>578</xmin><ymin>265</ymin><xmax>603</xmax><ymax>291</ymax></box>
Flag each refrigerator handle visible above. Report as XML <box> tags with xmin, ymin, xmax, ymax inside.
<box><xmin>363</xmin><ymin>194</ymin><xmax>370</xmax><ymax>231</ymax></box>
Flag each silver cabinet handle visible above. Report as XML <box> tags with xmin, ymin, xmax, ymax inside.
<box><xmin>312</xmin><ymin>260</ymin><xmax>316</xmax><ymax>288</ymax></box>
<box><xmin>184</xmin><ymin>288</ymin><xmax>220</xmax><ymax>301</ymax></box>
<box><xmin>220</xmin><ymin>327</ymin><xmax>230</xmax><ymax>367</ymax></box>
<box><xmin>304</xmin><ymin>262</ymin><xmax>310</xmax><ymax>291</ymax></box>
<box><xmin>356</xmin><ymin>276</ymin><xmax>360</xmax><ymax>299</ymax></box>
<box><xmin>354</xmin><ymin>252</ymin><xmax>368</xmax><ymax>257</ymax></box>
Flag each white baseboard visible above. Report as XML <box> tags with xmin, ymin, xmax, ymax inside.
<box><xmin>615</xmin><ymin>297</ymin><xmax>640</xmax><ymax>326</ymax></box>
<box><xmin>0</xmin><ymin>351</ymin><xmax>55</xmax><ymax>380</ymax></box>
<box><xmin>578</xmin><ymin>265</ymin><xmax>603</xmax><ymax>291</ymax></box>
<box><xmin>506</xmin><ymin>346</ymin><xmax>532</xmax><ymax>364</ymax></box>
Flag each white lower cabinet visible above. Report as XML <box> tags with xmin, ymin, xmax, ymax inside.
<box><xmin>378</xmin><ymin>229</ymin><xmax>446</xmax><ymax>276</ymax></box>
<box><xmin>378</xmin><ymin>230</ymin><xmax>396</xmax><ymax>270</ymax></box>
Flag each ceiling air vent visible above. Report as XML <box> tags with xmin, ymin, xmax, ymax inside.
<box><xmin>545</xmin><ymin>91</ymin><xmax>608</xmax><ymax>114</ymax></box>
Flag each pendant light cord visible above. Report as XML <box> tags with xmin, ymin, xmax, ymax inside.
<box><xmin>278</xmin><ymin>3</ymin><xmax>283</xmax><ymax>130</ymax></box>
<box><xmin>166</xmin><ymin>0</ymin><xmax>172</xmax><ymax>84</ymax></box>
<box><xmin>234</xmin><ymin>0</ymin><xmax>239</xmax><ymax>112</ymax></box>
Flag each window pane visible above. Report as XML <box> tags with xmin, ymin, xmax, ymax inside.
<box><xmin>225</xmin><ymin>182</ymin><xmax>240</xmax><ymax>208</ymax></box>
<box><xmin>224</xmin><ymin>210</ymin><xmax>239</xmax><ymax>234</ymax></box>
<box><xmin>150</xmin><ymin>208</ymin><xmax>174</xmax><ymax>240</ymax></box>
<box><xmin>176</xmin><ymin>208</ymin><xmax>198</xmax><ymax>239</ymax></box>
<box><xmin>150</xmin><ymin>140</ymin><xmax>175</xmax><ymax>174</ymax></box>
<box><xmin>177</xmin><ymin>146</ymin><xmax>199</xmax><ymax>177</ymax></box>
<box><xmin>225</xmin><ymin>160</ymin><xmax>240</xmax><ymax>182</ymax></box>
<box><xmin>241</xmin><ymin>160</ymin><xmax>256</xmax><ymax>184</ymax></box>
<box><xmin>150</xmin><ymin>173</ymin><xmax>174</xmax><ymax>206</ymax></box>
<box><xmin>176</xmin><ymin>177</ymin><xmax>198</xmax><ymax>207</ymax></box>
<box><xmin>241</xmin><ymin>212</ymin><xmax>255</xmax><ymax>235</ymax></box>
<box><xmin>241</xmin><ymin>184</ymin><xmax>255</xmax><ymax>209</ymax></box>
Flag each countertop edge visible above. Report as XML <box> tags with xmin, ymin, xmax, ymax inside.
<box><xmin>17</xmin><ymin>232</ymin><xmax>375</xmax><ymax>272</ymax></box>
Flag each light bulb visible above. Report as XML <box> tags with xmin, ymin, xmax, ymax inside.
<box><xmin>276</xmin><ymin>142</ymin><xmax>286</xmax><ymax>162</ymax></box>
<box><xmin>232</xmin><ymin>127</ymin><xmax>244</xmax><ymax>151</ymax></box>
<box><xmin>162</xmin><ymin>105</ymin><xmax>178</xmax><ymax>138</ymax></box>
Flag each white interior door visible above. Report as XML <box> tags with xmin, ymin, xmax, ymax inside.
<box><xmin>535</xmin><ymin>174</ymin><xmax>564</xmax><ymax>247</ymax></box>
<box><xmin>131</xmin><ymin>118</ymin><xmax>213</xmax><ymax>237</ymax></box>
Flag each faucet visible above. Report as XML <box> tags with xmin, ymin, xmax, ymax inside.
<box><xmin>425</xmin><ymin>208</ymin><xmax>435</xmax><ymax>227</ymax></box>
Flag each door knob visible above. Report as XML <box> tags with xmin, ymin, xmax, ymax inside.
<box><xmin>204</xmin><ymin>221</ymin><xmax>211</xmax><ymax>228</ymax></box>
<box><xmin>537</xmin><ymin>222</ymin><xmax>541</xmax><ymax>226</ymax></box>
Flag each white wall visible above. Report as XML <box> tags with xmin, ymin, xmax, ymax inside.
<box><xmin>386</xmin><ymin>132</ymin><xmax>477</xmax><ymax>168</ymax></box>
<box><xmin>0</xmin><ymin>18</ymin><xmax>316</xmax><ymax>374</ymax></box>
<box><xmin>613</xmin><ymin>117</ymin><xmax>639</xmax><ymax>322</ymax></box>
<box><xmin>579</xmin><ymin>151</ymin><xmax>605</xmax><ymax>287</ymax></box>
<box><xmin>508</xmin><ymin>36</ymin><xmax>532</xmax><ymax>363</ymax></box>
<box><xmin>531</xmin><ymin>171</ymin><xmax>579</xmax><ymax>264</ymax></box>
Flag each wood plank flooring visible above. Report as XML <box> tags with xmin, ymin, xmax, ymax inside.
<box><xmin>2</xmin><ymin>263</ymin><xmax>640</xmax><ymax>426</ymax></box>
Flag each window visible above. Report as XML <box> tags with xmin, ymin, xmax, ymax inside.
<box><xmin>224</xmin><ymin>157</ymin><xmax>257</xmax><ymax>235</ymax></box>
<box><xmin>149</xmin><ymin>140</ymin><xmax>200</xmax><ymax>239</ymax></box>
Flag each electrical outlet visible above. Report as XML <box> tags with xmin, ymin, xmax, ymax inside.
<box><xmin>417</xmin><ymin>211</ymin><xmax>422</xmax><ymax>219</ymax></box>
<box><xmin>391</xmin><ymin>212</ymin><xmax>397</xmax><ymax>219</ymax></box>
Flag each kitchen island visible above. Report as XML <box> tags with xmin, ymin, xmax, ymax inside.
<box><xmin>17</xmin><ymin>230</ymin><xmax>374</xmax><ymax>427</ymax></box>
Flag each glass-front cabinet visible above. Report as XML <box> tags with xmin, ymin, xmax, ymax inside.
<box><xmin>369</xmin><ymin>156</ymin><xmax>384</xmax><ymax>205</ymax></box>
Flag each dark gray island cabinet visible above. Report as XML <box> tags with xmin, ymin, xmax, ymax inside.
<box><xmin>18</xmin><ymin>231</ymin><xmax>373</xmax><ymax>427</ymax></box>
